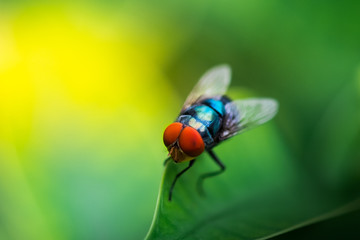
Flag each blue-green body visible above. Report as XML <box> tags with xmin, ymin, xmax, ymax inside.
<box><xmin>176</xmin><ymin>97</ymin><xmax>230</xmax><ymax>148</ymax></box>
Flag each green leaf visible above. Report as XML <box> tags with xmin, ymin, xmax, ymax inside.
<box><xmin>306</xmin><ymin>78</ymin><xmax>360</xmax><ymax>190</ymax></box>
<box><xmin>271</xmin><ymin>208</ymin><xmax>360</xmax><ymax>239</ymax></box>
<box><xmin>145</xmin><ymin>123</ymin><xmax>360</xmax><ymax>240</ymax></box>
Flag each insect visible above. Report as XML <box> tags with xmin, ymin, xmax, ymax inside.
<box><xmin>163</xmin><ymin>65</ymin><xmax>278</xmax><ymax>201</ymax></box>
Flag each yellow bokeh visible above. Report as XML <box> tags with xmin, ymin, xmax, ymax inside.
<box><xmin>0</xmin><ymin>5</ymin><xmax>181</xmax><ymax>239</ymax></box>
<box><xmin>0</xmin><ymin>4</ymin><xmax>180</xmax><ymax>146</ymax></box>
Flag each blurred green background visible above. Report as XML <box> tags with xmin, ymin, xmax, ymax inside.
<box><xmin>0</xmin><ymin>0</ymin><xmax>359</xmax><ymax>239</ymax></box>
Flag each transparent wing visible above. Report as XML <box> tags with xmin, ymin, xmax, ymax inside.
<box><xmin>181</xmin><ymin>64</ymin><xmax>231</xmax><ymax>111</ymax></box>
<box><xmin>220</xmin><ymin>98</ymin><xmax>279</xmax><ymax>140</ymax></box>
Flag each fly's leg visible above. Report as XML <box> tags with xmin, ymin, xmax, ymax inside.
<box><xmin>197</xmin><ymin>149</ymin><xmax>225</xmax><ymax>196</ymax></box>
<box><xmin>163</xmin><ymin>157</ymin><xmax>171</xmax><ymax>166</ymax></box>
<box><xmin>169</xmin><ymin>159</ymin><xmax>196</xmax><ymax>201</ymax></box>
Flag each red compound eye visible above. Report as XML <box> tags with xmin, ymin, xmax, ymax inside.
<box><xmin>163</xmin><ymin>122</ymin><xmax>183</xmax><ymax>147</ymax></box>
<box><xmin>179</xmin><ymin>126</ymin><xmax>205</xmax><ymax>157</ymax></box>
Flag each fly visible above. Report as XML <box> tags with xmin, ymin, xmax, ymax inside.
<box><xmin>163</xmin><ymin>65</ymin><xmax>278</xmax><ymax>201</ymax></box>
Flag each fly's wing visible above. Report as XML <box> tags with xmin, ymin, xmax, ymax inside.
<box><xmin>181</xmin><ymin>64</ymin><xmax>231</xmax><ymax>112</ymax></box>
<box><xmin>219</xmin><ymin>98</ymin><xmax>278</xmax><ymax>140</ymax></box>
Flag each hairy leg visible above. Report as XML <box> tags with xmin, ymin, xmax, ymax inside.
<box><xmin>197</xmin><ymin>149</ymin><xmax>225</xmax><ymax>196</ymax></box>
<box><xmin>169</xmin><ymin>159</ymin><xmax>196</xmax><ymax>201</ymax></box>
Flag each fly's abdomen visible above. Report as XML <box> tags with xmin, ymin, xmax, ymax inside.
<box><xmin>200</xmin><ymin>98</ymin><xmax>227</xmax><ymax>117</ymax></box>
<box><xmin>177</xmin><ymin>99</ymin><xmax>226</xmax><ymax>147</ymax></box>
<box><xmin>187</xmin><ymin>105</ymin><xmax>221</xmax><ymax>135</ymax></box>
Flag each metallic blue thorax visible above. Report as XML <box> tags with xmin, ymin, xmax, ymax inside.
<box><xmin>176</xmin><ymin>98</ymin><xmax>226</xmax><ymax>146</ymax></box>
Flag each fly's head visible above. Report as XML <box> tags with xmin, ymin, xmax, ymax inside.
<box><xmin>163</xmin><ymin>122</ymin><xmax>205</xmax><ymax>163</ymax></box>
